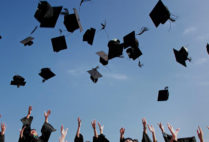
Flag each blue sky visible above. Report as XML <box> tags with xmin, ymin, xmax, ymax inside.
<box><xmin>0</xmin><ymin>0</ymin><xmax>209</xmax><ymax>141</ymax></box>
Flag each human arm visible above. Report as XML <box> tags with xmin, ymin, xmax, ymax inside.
<box><xmin>148</xmin><ymin>125</ymin><xmax>157</xmax><ymax>142</ymax></box>
<box><xmin>197</xmin><ymin>126</ymin><xmax>203</xmax><ymax>142</ymax></box>
<box><xmin>59</xmin><ymin>125</ymin><xmax>68</xmax><ymax>142</ymax></box>
<box><xmin>167</xmin><ymin>123</ymin><xmax>180</xmax><ymax>142</ymax></box>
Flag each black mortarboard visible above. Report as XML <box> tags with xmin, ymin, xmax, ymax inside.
<box><xmin>20</xmin><ymin>37</ymin><xmax>34</xmax><ymax>46</ymax></box>
<box><xmin>149</xmin><ymin>0</ymin><xmax>174</xmax><ymax>27</ymax></box>
<box><xmin>41</xmin><ymin>122</ymin><xmax>56</xmax><ymax>133</ymax></box>
<box><xmin>96</xmin><ymin>51</ymin><xmax>108</xmax><ymax>65</ymax></box>
<box><xmin>173</xmin><ymin>46</ymin><xmax>191</xmax><ymax>67</ymax></box>
<box><xmin>108</xmin><ymin>39</ymin><xmax>124</xmax><ymax>60</ymax></box>
<box><xmin>126</xmin><ymin>43</ymin><xmax>142</xmax><ymax>60</ymax></box>
<box><xmin>83</xmin><ymin>28</ymin><xmax>96</xmax><ymax>45</ymax></box>
<box><xmin>64</xmin><ymin>8</ymin><xmax>83</xmax><ymax>33</ymax></box>
<box><xmin>178</xmin><ymin>136</ymin><xmax>196</xmax><ymax>142</ymax></box>
<box><xmin>10</xmin><ymin>75</ymin><xmax>26</xmax><ymax>88</ymax></box>
<box><xmin>34</xmin><ymin>1</ymin><xmax>62</xmax><ymax>28</ymax></box>
<box><xmin>123</xmin><ymin>31</ymin><xmax>136</xmax><ymax>49</ymax></box>
<box><xmin>87</xmin><ymin>66</ymin><xmax>102</xmax><ymax>83</ymax></box>
<box><xmin>0</xmin><ymin>35</ymin><xmax>2</xmax><ymax>39</ymax></box>
<box><xmin>51</xmin><ymin>36</ymin><xmax>67</xmax><ymax>52</ymax></box>
<box><xmin>206</xmin><ymin>43</ymin><xmax>209</xmax><ymax>54</ymax></box>
<box><xmin>39</xmin><ymin>68</ymin><xmax>55</xmax><ymax>82</ymax></box>
<box><xmin>158</xmin><ymin>87</ymin><xmax>169</xmax><ymax>101</ymax></box>
<box><xmin>21</xmin><ymin>116</ymin><xmax>33</xmax><ymax>126</ymax></box>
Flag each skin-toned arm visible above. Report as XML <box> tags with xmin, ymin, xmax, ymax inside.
<box><xmin>142</xmin><ymin>118</ymin><xmax>147</xmax><ymax>134</ymax></box>
<box><xmin>76</xmin><ymin>117</ymin><xmax>81</xmax><ymax>138</ymax></box>
<box><xmin>98</xmin><ymin>122</ymin><xmax>104</xmax><ymax>135</ymax></box>
<box><xmin>148</xmin><ymin>125</ymin><xmax>157</xmax><ymax>142</ymax></box>
<box><xmin>158</xmin><ymin>122</ymin><xmax>165</xmax><ymax>133</ymax></box>
<box><xmin>197</xmin><ymin>126</ymin><xmax>204</xmax><ymax>142</ymax></box>
<box><xmin>0</xmin><ymin>123</ymin><xmax>6</xmax><ymax>136</ymax></box>
<box><xmin>120</xmin><ymin>128</ymin><xmax>125</xmax><ymax>140</ymax></box>
<box><xmin>167</xmin><ymin>123</ymin><xmax>180</xmax><ymax>142</ymax></box>
<box><xmin>59</xmin><ymin>125</ymin><xmax>68</xmax><ymax>142</ymax></box>
<box><xmin>44</xmin><ymin>110</ymin><xmax>51</xmax><ymax>123</ymax></box>
<box><xmin>19</xmin><ymin>126</ymin><xmax>26</xmax><ymax>138</ymax></box>
<box><xmin>26</xmin><ymin>106</ymin><xmax>32</xmax><ymax>119</ymax></box>
<box><xmin>91</xmin><ymin>120</ymin><xmax>98</xmax><ymax>138</ymax></box>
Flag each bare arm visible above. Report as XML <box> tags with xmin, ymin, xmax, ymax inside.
<box><xmin>148</xmin><ymin>125</ymin><xmax>157</xmax><ymax>142</ymax></box>
<box><xmin>167</xmin><ymin>123</ymin><xmax>180</xmax><ymax>142</ymax></box>
<box><xmin>44</xmin><ymin>110</ymin><xmax>51</xmax><ymax>123</ymax></box>
<box><xmin>197</xmin><ymin>126</ymin><xmax>203</xmax><ymax>142</ymax></box>
<box><xmin>142</xmin><ymin>118</ymin><xmax>147</xmax><ymax>134</ymax></box>
<box><xmin>59</xmin><ymin>125</ymin><xmax>68</xmax><ymax>142</ymax></box>
<box><xmin>0</xmin><ymin>123</ymin><xmax>6</xmax><ymax>136</ymax></box>
<box><xmin>76</xmin><ymin>117</ymin><xmax>81</xmax><ymax>138</ymax></box>
<box><xmin>91</xmin><ymin>120</ymin><xmax>98</xmax><ymax>138</ymax></box>
<box><xmin>98</xmin><ymin>122</ymin><xmax>104</xmax><ymax>135</ymax></box>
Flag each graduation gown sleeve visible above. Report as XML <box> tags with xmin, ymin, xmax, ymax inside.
<box><xmin>162</xmin><ymin>132</ymin><xmax>172</xmax><ymax>142</ymax></box>
<box><xmin>141</xmin><ymin>132</ymin><xmax>151</xmax><ymax>142</ymax></box>
<box><xmin>0</xmin><ymin>134</ymin><xmax>4</xmax><ymax>142</ymax></box>
<box><xmin>39</xmin><ymin>122</ymin><xmax>56</xmax><ymax>142</ymax></box>
<box><xmin>74</xmin><ymin>134</ymin><xmax>84</xmax><ymax>142</ymax></box>
<box><xmin>18</xmin><ymin>116</ymin><xmax>33</xmax><ymax>142</ymax></box>
<box><xmin>98</xmin><ymin>134</ymin><xmax>109</xmax><ymax>142</ymax></box>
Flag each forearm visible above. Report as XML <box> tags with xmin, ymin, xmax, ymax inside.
<box><xmin>151</xmin><ymin>132</ymin><xmax>157</xmax><ymax>142</ymax></box>
<box><xmin>93</xmin><ymin>128</ymin><xmax>98</xmax><ymax>138</ymax></box>
<box><xmin>76</xmin><ymin>127</ymin><xmax>80</xmax><ymax>138</ymax></box>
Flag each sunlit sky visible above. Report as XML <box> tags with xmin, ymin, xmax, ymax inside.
<box><xmin>0</xmin><ymin>0</ymin><xmax>209</xmax><ymax>142</ymax></box>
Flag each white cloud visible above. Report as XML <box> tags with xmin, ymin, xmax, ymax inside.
<box><xmin>68</xmin><ymin>68</ymin><xmax>85</xmax><ymax>76</ymax></box>
<box><xmin>183</xmin><ymin>27</ymin><xmax>197</xmax><ymax>35</ymax></box>
<box><xmin>194</xmin><ymin>57</ymin><xmax>208</xmax><ymax>65</ymax></box>
<box><xmin>105</xmin><ymin>73</ymin><xmax>128</xmax><ymax>80</ymax></box>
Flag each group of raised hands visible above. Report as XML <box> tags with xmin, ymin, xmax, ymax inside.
<box><xmin>0</xmin><ymin>108</ymin><xmax>208</xmax><ymax>142</ymax></box>
<box><xmin>120</xmin><ymin>118</ymin><xmax>205</xmax><ymax>142</ymax></box>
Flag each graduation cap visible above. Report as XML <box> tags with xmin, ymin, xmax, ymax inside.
<box><xmin>34</xmin><ymin>1</ymin><xmax>62</xmax><ymax>28</ymax></box>
<box><xmin>0</xmin><ymin>35</ymin><xmax>2</xmax><ymax>39</ymax></box>
<box><xmin>87</xmin><ymin>66</ymin><xmax>102</xmax><ymax>83</ymax></box>
<box><xmin>158</xmin><ymin>86</ymin><xmax>169</xmax><ymax>101</ymax></box>
<box><xmin>96</xmin><ymin>51</ymin><xmax>108</xmax><ymax>65</ymax></box>
<box><xmin>80</xmin><ymin>0</ymin><xmax>91</xmax><ymax>7</ymax></box>
<box><xmin>108</xmin><ymin>39</ymin><xmax>124</xmax><ymax>60</ymax></box>
<box><xmin>173</xmin><ymin>46</ymin><xmax>191</xmax><ymax>67</ymax></box>
<box><xmin>20</xmin><ymin>37</ymin><xmax>34</xmax><ymax>46</ymax></box>
<box><xmin>178</xmin><ymin>136</ymin><xmax>196</xmax><ymax>142</ymax></box>
<box><xmin>83</xmin><ymin>28</ymin><xmax>96</xmax><ymax>45</ymax></box>
<box><xmin>123</xmin><ymin>31</ymin><xmax>136</xmax><ymax>49</ymax></box>
<box><xmin>39</xmin><ymin>68</ymin><xmax>55</xmax><ymax>82</ymax></box>
<box><xmin>63</xmin><ymin>8</ymin><xmax>83</xmax><ymax>33</ymax></box>
<box><xmin>51</xmin><ymin>36</ymin><xmax>67</xmax><ymax>52</ymax></box>
<box><xmin>10</xmin><ymin>75</ymin><xmax>26</xmax><ymax>88</ymax></box>
<box><xmin>206</xmin><ymin>43</ymin><xmax>209</xmax><ymax>54</ymax></box>
<box><xmin>149</xmin><ymin>0</ymin><xmax>175</xmax><ymax>27</ymax></box>
<box><xmin>126</xmin><ymin>44</ymin><xmax>142</xmax><ymax>60</ymax></box>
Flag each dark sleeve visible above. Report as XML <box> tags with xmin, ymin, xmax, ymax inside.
<box><xmin>141</xmin><ymin>132</ymin><xmax>151</xmax><ymax>142</ymax></box>
<box><xmin>20</xmin><ymin>116</ymin><xmax>33</xmax><ymax>142</ymax></box>
<box><xmin>39</xmin><ymin>122</ymin><xmax>56</xmax><ymax>142</ymax></box>
<box><xmin>0</xmin><ymin>134</ymin><xmax>4</xmax><ymax>142</ymax></box>
<box><xmin>98</xmin><ymin>134</ymin><xmax>109</xmax><ymax>142</ymax></box>
<box><xmin>74</xmin><ymin>134</ymin><xmax>83</xmax><ymax>142</ymax></box>
<box><xmin>93</xmin><ymin>136</ymin><xmax>99</xmax><ymax>142</ymax></box>
<box><xmin>162</xmin><ymin>132</ymin><xmax>172</xmax><ymax>142</ymax></box>
<box><xmin>120</xmin><ymin>137</ymin><xmax>125</xmax><ymax>142</ymax></box>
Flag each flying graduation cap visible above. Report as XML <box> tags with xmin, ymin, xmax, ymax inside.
<box><xmin>80</xmin><ymin>0</ymin><xmax>91</xmax><ymax>7</ymax></box>
<box><xmin>63</xmin><ymin>8</ymin><xmax>83</xmax><ymax>33</ymax></box>
<box><xmin>173</xmin><ymin>46</ymin><xmax>191</xmax><ymax>67</ymax></box>
<box><xmin>149</xmin><ymin>0</ymin><xmax>175</xmax><ymax>28</ymax></box>
<box><xmin>108</xmin><ymin>39</ymin><xmax>124</xmax><ymax>60</ymax></box>
<box><xmin>34</xmin><ymin>1</ymin><xmax>62</xmax><ymax>28</ymax></box>
<box><xmin>87</xmin><ymin>66</ymin><xmax>102</xmax><ymax>83</ymax></box>
<box><xmin>206</xmin><ymin>43</ymin><xmax>209</xmax><ymax>54</ymax></box>
<box><xmin>51</xmin><ymin>36</ymin><xmax>67</xmax><ymax>52</ymax></box>
<box><xmin>10</xmin><ymin>75</ymin><xmax>26</xmax><ymax>88</ymax></box>
<box><xmin>158</xmin><ymin>86</ymin><xmax>169</xmax><ymax>101</ymax></box>
<box><xmin>39</xmin><ymin>68</ymin><xmax>56</xmax><ymax>82</ymax></box>
<box><xmin>123</xmin><ymin>31</ymin><xmax>142</xmax><ymax>60</ymax></box>
<box><xmin>83</xmin><ymin>28</ymin><xmax>96</xmax><ymax>45</ymax></box>
<box><xmin>96</xmin><ymin>51</ymin><xmax>108</xmax><ymax>65</ymax></box>
<box><xmin>20</xmin><ymin>37</ymin><xmax>34</xmax><ymax>46</ymax></box>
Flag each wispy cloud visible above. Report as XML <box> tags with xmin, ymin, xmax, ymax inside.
<box><xmin>183</xmin><ymin>27</ymin><xmax>197</xmax><ymax>35</ymax></box>
<box><xmin>68</xmin><ymin>68</ymin><xmax>85</xmax><ymax>76</ymax></box>
<box><xmin>105</xmin><ymin>73</ymin><xmax>128</xmax><ymax>80</ymax></box>
<box><xmin>194</xmin><ymin>57</ymin><xmax>208</xmax><ymax>65</ymax></box>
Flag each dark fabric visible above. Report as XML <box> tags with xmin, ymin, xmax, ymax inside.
<box><xmin>120</xmin><ymin>138</ymin><xmax>125</xmax><ymax>142</ymax></box>
<box><xmin>0</xmin><ymin>134</ymin><xmax>4</xmax><ymax>142</ymax></box>
<box><xmin>21</xmin><ymin>116</ymin><xmax>33</xmax><ymax>127</ymax></box>
<box><xmin>93</xmin><ymin>134</ymin><xmax>109</xmax><ymax>142</ymax></box>
<box><xmin>74</xmin><ymin>134</ymin><xmax>84</xmax><ymax>142</ymax></box>
<box><xmin>141</xmin><ymin>132</ymin><xmax>151</xmax><ymax>142</ymax></box>
<box><xmin>93</xmin><ymin>136</ymin><xmax>99</xmax><ymax>142</ymax></box>
<box><xmin>178</xmin><ymin>136</ymin><xmax>196</xmax><ymax>142</ymax></box>
<box><xmin>162</xmin><ymin>132</ymin><xmax>172</xmax><ymax>142</ymax></box>
<box><xmin>39</xmin><ymin>122</ymin><xmax>56</xmax><ymax>142</ymax></box>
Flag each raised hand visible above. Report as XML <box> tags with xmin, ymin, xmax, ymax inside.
<box><xmin>148</xmin><ymin>125</ymin><xmax>155</xmax><ymax>133</ymax></box>
<box><xmin>167</xmin><ymin>123</ymin><xmax>180</xmax><ymax>142</ymax></box>
<box><xmin>120</xmin><ymin>128</ymin><xmax>125</xmax><ymax>139</ymax></box>
<box><xmin>27</xmin><ymin>106</ymin><xmax>32</xmax><ymax>119</ymax></box>
<box><xmin>78</xmin><ymin>117</ymin><xmax>81</xmax><ymax>128</ymax></box>
<box><xmin>60</xmin><ymin>125</ymin><xmax>68</xmax><ymax>142</ymax></box>
<box><xmin>158</xmin><ymin>122</ymin><xmax>165</xmax><ymax>133</ymax></box>
<box><xmin>1</xmin><ymin>123</ymin><xmax>6</xmax><ymax>135</ymax></box>
<box><xmin>44</xmin><ymin>110</ymin><xmax>51</xmax><ymax>123</ymax></box>
<box><xmin>197</xmin><ymin>126</ymin><xmax>203</xmax><ymax>142</ymax></box>
<box><xmin>142</xmin><ymin>118</ymin><xmax>147</xmax><ymax>133</ymax></box>
<box><xmin>91</xmin><ymin>120</ymin><xmax>96</xmax><ymax>129</ymax></box>
<box><xmin>98</xmin><ymin>122</ymin><xmax>104</xmax><ymax>134</ymax></box>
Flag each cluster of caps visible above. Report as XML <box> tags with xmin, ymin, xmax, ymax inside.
<box><xmin>4</xmin><ymin>0</ymin><xmax>209</xmax><ymax>102</ymax></box>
